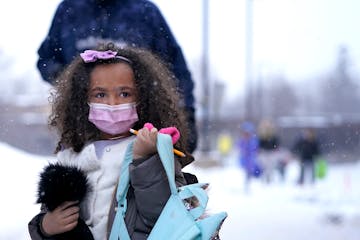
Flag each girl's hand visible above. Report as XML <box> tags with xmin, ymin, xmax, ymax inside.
<box><xmin>41</xmin><ymin>201</ymin><xmax>80</xmax><ymax>236</ymax></box>
<box><xmin>133</xmin><ymin>127</ymin><xmax>158</xmax><ymax>159</ymax></box>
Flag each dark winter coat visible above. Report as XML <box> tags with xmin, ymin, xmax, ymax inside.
<box><xmin>292</xmin><ymin>137</ymin><xmax>320</xmax><ymax>162</ymax></box>
<box><xmin>37</xmin><ymin>0</ymin><xmax>197</xmax><ymax>152</ymax></box>
<box><xmin>28</xmin><ymin>154</ymin><xmax>194</xmax><ymax>240</ymax></box>
<box><xmin>259</xmin><ymin>136</ymin><xmax>279</xmax><ymax>151</ymax></box>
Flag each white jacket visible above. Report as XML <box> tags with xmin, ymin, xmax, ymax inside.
<box><xmin>56</xmin><ymin>136</ymin><xmax>135</xmax><ymax>240</ymax></box>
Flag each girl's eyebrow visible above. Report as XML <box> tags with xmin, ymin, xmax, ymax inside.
<box><xmin>89</xmin><ymin>87</ymin><xmax>107</xmax><ymax>92</ymax></box>
<box><xmin>89</xmin><ymin>86</ymin><xmax>136</xmax><ymax>92</ymax></box>
<box><xmin>116</xmin><ymin>86</ymin><xmax>136</xmax><ymax>91</ymax></box>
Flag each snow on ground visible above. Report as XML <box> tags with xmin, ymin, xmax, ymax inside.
<box><xmin>186</xmin><ymin>151</ymin><xmax>360</xmax><ymax>240</ymax></box>
<box><xmin>0</xmin><ymin>142</ymin><xmax>51</xmax><ymax>240</ymax></box>
<box><xmin>1</xmin><ymin>143</ymin><xmax>359</xmax><ymax>240</ymax></box>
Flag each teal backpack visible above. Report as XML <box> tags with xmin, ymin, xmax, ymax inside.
<box><xmin>109</xmin><ymin>134</ymin><xmax>227</xmax><ymax>240</ymax></box>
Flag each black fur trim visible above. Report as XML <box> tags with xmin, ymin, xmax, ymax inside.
<box><xmin>36</xmin><ymin>163</ymin><xmax>91</xmax><ymax>211</ymax></box>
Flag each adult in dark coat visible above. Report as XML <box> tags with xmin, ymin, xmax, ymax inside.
<box><xmin>292</xmin><ymin>128</ymin><xmax>321</xmax><ymax>185</ymax></box>
<box><xmin>37</xmin><ymin>0</ymin><xmax>197</xmax><ymax>152</ymax></box>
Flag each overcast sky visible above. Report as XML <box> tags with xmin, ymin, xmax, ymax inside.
<box><xmin>0</xmin><ymin>0</ymin><xmax>359</xmax><ymax>102</ymax></box>
<box><xmin>155</xmin><ymin>0</ymin><xmax>360</xmax><ymax>98</ymax></box>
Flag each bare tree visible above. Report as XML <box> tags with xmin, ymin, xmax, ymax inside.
<box><xmin>320</xmin><ymin>46</ymin><xmax>360</xmax><ymax>116</ymax></box>
<box><xmin>254</xmin><ymin>75</ymin><xmax>298</xmax><ymax>119</ymax></box>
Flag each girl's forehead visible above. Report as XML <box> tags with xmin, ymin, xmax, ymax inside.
<box><xmin>89</xmin><ymin>63</ymin><xmax>135</xmax><ymax>87</ymax></box>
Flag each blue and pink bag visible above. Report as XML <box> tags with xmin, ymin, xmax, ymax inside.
<box><xmin>110</xmin><ymin>134</ymin><xmax>227</xmax><ymax>240</ymax></box>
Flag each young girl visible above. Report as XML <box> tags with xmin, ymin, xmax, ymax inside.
<box><xmin>28</xmin><ymin>43</ymin><xmax>195</xmax><ymax>239</ymax></box>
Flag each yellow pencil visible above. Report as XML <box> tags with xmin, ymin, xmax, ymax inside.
<box><xmin>129</xmin><ymin>128</ymin><xmax>186</xmax><ymax>157</ymax></box>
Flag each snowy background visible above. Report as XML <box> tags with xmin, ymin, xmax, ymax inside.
<box><xmin>1</xmin><ymin>0</ymin><xmax>360</xmax><ymax>239</ymax></box>
<box><xmin>1</xmin><ymin>143</ymin><xmax>359</xmax><ymax>239</ymax></box>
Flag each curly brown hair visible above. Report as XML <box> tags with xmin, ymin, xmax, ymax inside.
<box><xmin>49</xmin><ymin>43</ymin><xmax>190</xmax><ymax>160</ymax></box>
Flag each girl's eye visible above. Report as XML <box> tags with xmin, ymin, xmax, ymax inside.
<box><xmin>119</xmin><ymin>92</ymin><xmax>130</xmax><ymax>98</ymax></box>
<box><xmin>95</xmin><ymin>92</ymin><xmax>106</xmax><ymax>98</ymax></box>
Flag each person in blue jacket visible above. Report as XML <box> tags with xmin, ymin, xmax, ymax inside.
<box><xmin>237</xmin><ymin>121</ymin><xmax>260</xmax><ymax>193</ymax></box>
<box><xmin>37</xmin><ymin>0</ymin><xmax>197</xmax><ymax>152</ymax></box>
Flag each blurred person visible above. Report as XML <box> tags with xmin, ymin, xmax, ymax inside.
<box><xmin>257</xmin><ymin>119</ymin><xmax>280</xmax><ymax>183</ymax></box>
<box><xmin>217</xmin><ymin>131</ymin><xmax>233</xmax><ymax>166</ymax></box>
<box><xmin>275</xmin><ymin>148</ymin><xmax>293</xmax><ymax>182</ymax></box>
<box><xmin>292</xmin><ymin>128</ymin><xmax>321</xmax><ymax>185</ymax></box>
<box><xmin>37</xmin><ymin>0</ymin><xmax>197</xmax><ymax>153</ymax></box>
<box><xmin>237</xmin><ymin>121</ymin><xmax>260</xmax><ymax>193</ymax></box>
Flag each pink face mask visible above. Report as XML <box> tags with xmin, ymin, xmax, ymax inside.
<box><xmin>88</xmin><ymin>102</ymin><xmax>138</xmax><ymax>135</ymax></box>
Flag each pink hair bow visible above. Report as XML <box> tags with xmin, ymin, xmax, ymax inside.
<box><xmin>80</xmin><ymin>50</ymin><xmax>118</xmax><ymax>63</ymax></box>
<box><xmin>144</xmin><ymin>123</ymin><xmax>180</xmax><ymax>144</ymax></box>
